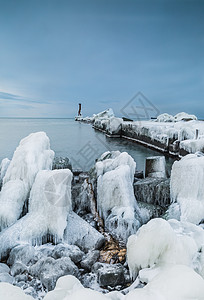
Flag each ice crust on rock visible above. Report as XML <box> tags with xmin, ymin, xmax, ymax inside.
<box><xmin>180</xmin><ymin>138</ymin><xmax>204</xmax><ymax>153</ymax></box>
<box><xmin>0</xmin><ymin>169</ymin><xmax>72</xmax><ymax>258</ymax></box>
<box><xmin>96</xmin><ymin>151</ymin><xmax>143</xmax><ymax>243</ymax></box>
<box><xmin>0</xmin><ymin>158</ymin><xmax>10</xmax><ymax>188</ymax></box>
<box><xmin>0</xmin><ymin>132</ymin><xmax>54</xmax><ymax>231</ymax></box>
<box><xmin>126</xmin><ymin>218</ymin><xmax>201</xmax><ymax>280</ymax></box>
<box><xmin>0</xmin><ymin>282</ymin><xmax>34</xmax><ymax>300</ymax></box>
<box><xmin>170</xmin><ymin>152</ymin><xmax>204</xmax><ymax>224</ymax></box>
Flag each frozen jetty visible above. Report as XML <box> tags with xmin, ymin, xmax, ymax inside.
<box><xmin>76</xmin><ymin>109</ymin><xmax>204</xmax><ymax>157</ymax></box>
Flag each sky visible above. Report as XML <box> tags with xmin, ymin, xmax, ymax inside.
<box><xmin>0</xmin><ymin>0</ymin><xmax>203</xmax><ymax>118</ymax></box>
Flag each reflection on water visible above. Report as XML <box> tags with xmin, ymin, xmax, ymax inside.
<box><xmin>0</xmin><ymin>118</ymin><xmax>175</xmax><ymax>172</ymax></box>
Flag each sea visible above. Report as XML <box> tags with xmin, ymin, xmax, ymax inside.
<box><xmin>0</xmin><ymin>118</ymin><xmax>174</xmax><ymax>172</ymax></box>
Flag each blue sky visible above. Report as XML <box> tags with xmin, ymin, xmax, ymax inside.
<box><xmin>0</xmin><ymin>0</ymin><xmax>203</xmax><ymax>118</ymax></box>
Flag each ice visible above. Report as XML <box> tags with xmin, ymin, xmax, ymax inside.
<box><xmin>126</xmin><ymin>265</ymin><xmax>204</xmax><ymax>300</ymax></box>
<box><xmin>156</xmin><ymin>113</ymin><xmax>174</xmax><ymax>122</ymax></box>
<box><xmin>0</xmin><ymin>282</ymin><xmax>34</xmax><ymax>299</ymax></box>
<box><xmin>93</xmin><ymin>108</ymin><xmax>114</xmax><ymax>120</ymax></box>
<box><xmin>180</xmin><ymin>138</ymin><xmax>204</xmax><ymax>153</ymax></box>
<box><xmin>174</xmin><ymin>112</ymin><xmax>197</xmax><ymax>121</ymax></box>
<box><xmin>126</xmin><ymin>218</ymin><xmax>199</xmax><ymax>280</ymax></box>
<box><xmin>95</xmin><ymin>151</ymin><xmax>142</xmax><ymax>243</ymax></box>
<box><xmin>0</xmin><ymin>132</ymin><xmax>54</xmax><ymax>231</ymax></box>
<box><xmin>170</xmin><ymin>153</ymin><xmax>204</xmax><ymax>224</ymax></box>
<box><xmin>0</xmin><ymin>158</ymin><xmax>10</xmax><ymax>188</ymax></box>
<box><xmin>0</xmin><ymin>169</ymin><xmax>72</xmax><ymax>258</ymax></box>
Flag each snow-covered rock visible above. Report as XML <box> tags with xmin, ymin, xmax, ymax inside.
<box><xmin>170</xmin><ymin>152</ymin><xmax>204</xmax><ymax>224</ymax></box>
<box><xmin>156</xmin><ymin>113</ymin><xmax>174</xmax><ymax>122</ymax></box>
<box><xmin>126</xmin><ymin>218</ymin><xmax>199</xmax><ymax>280</ymax></box>
<box><xmin>180</xmin><ymin>138</ymin><xmax>204</xmax><ymax>154</ymax></box>
<box><xmin>0</xmin><ymin>169</ymin><xmax>72</xmax><ymax>259</ymax></box>
<box><xmin>126</xmin><ymin>265</ymin><xmax>204</xmax><ymax>300</ymax></box>
<box><xmin>174</xmin><ymin>112</ymin><xmax>197</xmax><ymax>122</ymax></box>
<box><xmin>0</xmin><ymin>132</ymin><xmax>54</xmax><ymax>231</ymax></box>
<box><xmin>96</xmin><ymin>151</ymin><xmax>143</xmax><ymax>243</ymax></box>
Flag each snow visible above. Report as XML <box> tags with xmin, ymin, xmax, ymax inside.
<box><xmin>93</xmin><ymin>108</ymin><xmax>114</xmax><ymax>120</ymax></box>
<box><xmin>95</xmin><ymin>151</ymin><xmax>143</xmax><ymax>242</ymax></box>
<box><xmin>170</xmin><ymin>152</ymin><xmax>204</xmax><ymax>224</ymax></box>
<box><xmin>0</xmin><ymin>282</ymin><xmax>34</xmax><ymax>300</ymax></box>
<box><xmin>174</xmin><ymin>112</ymin><xmax>197</xmax><ymax>122</ymax></box>
<box><xmin>126</xmin><ymin>218</ymin><xmax>202</xmax><ymax>280</ymax></box>
<box><xmin>0</xmin><ymin>132</ymin><xmax>54</xmax><ymax>231</ymax></box>
<box><xmin>180</xmin><ymin>138</ymin><xmax>204</xmax><ymax>153</ymax></box>
<box><xmin>156</xmin><ymin>113</ymin><xmax>174</xmax><ymax>123</ymax></box>
<box><xmin>127</xmin><ymin>265</ymin><xmax>204</xmax><ymax>300</ymax></box>
<box><xmin>0</xmin><ymin>169</ymin><xmax>72</xmax><ymax>258</ymax></box>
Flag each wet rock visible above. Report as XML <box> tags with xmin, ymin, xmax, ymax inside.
<box><xmin>80</xmin><ymin>250</ymin><xmax>100</xmax><ymax>271</ymax></box>
<box><xmin>7</xmin><ymin>244</ymin><xmax>37</xmax><ymax>266</ymax></box>
<box><xmin>92</xmin><ymin>262</ymin><xmax>126</xmax><ymax>287</ymax></box>
<box><xmin>51</xmin><ymin>243</ymin><xmax>84</xmax><ymax>264</ymax></box>
<box><xmin>0</xmin><ymin>272</ymin><xmax>14</xmax><ymax>284</ymax></box>
<box><xmin>0</xmin><ymin>263</ymin><xmax>10</xmax><ymax>273</ymax></box>
<box><xmin>10</xmin><ymin>262</ymin><xmax>28</xmax><ymax>276</ymax></box>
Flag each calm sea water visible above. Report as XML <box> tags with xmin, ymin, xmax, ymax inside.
<box><xmin>0</xmin><ymin>118</ymin><xmax>174</xmax><ymax>172</ymax></box>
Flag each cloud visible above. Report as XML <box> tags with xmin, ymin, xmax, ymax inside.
<box><xmin>0</xmin><ymin>91</ymin><xmax>49</xmax><ymax>105</ymax></box>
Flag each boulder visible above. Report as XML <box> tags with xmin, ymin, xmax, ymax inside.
<box><xmin>80</xmin><ymin>250</ymin><xmax>100</xmax><ymax>271</ymax></box>
<box><xmin>51</xmin><ymin>243</ymin><xmax>84</xmax><ymax>264</ymax></box>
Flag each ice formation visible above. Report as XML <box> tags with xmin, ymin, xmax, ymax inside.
<box><xmin>126</xmin><ymin>265</ymin><xmax>204</xmax><ymax>300</ymax></box>
<box><xmin>174</xmin><ymin>112</ymin><xmax>197</xmax><ymax>122</ymax></box>
<box><xmin>156</xmin><ymin>113</ymin><xmax>175</xmax><ymax>123</ymax></box>
<box><xmin>180</xmin><ymin>138</ymin><xmax>204</xmax><ymax>153</ymax></box>
<box><xmin>170</xmin><ymin>152</ymin><xmax>204</xmax><ymax>224</ymax></box>
<box><xmin>0</xmin><ymin>132</ymin><xmax>54</xmax><ymax>231</ymax></box>
<box><xmin>126</xmin><ymin>218</ymin><xmax>201</xmax><ymax>280</ymax></box>
<box><xmin>96</xmin><ymin>151</ymin><xmax>143</xmax><ymax>243</ymax></box>
<box><xmin>0</xmin><ymin>158</ymin><xmax>10</xmax><ymax>188</ymax></box>
<box><xmin>0</xmin><ymin>169</ymin><xmax>72</xmax><ymax>258</ymax></box>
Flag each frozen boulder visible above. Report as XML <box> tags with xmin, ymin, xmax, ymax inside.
<box><xmin>170</xmin><ymin>153</ymin><xmax>204</xmax><ymax>224</ymax></box>
<box><xmin>80</xmin><ymin>250</ymin><xmax>100</xmax><ymax>271</ymax></box>
<box><xmin>7</xmin><ymin>244</ymin><xmax>37</xmax><ymax>266</ymax></box>
<box><xmin>156</xmin><ymin>113</ymin><xmax>175</xmax><ymax>122</ymax></box>
<box><xmin>0</xmin><ymin>132</ymin><xmax>54</xmax><ymax>231</ymax></box>
<box><xmin>0</xmin><ymin>263</ymin><xmax>10</xmax><ymax>274</ymax></box>
<box><xmin>37</xmin><ymin>257</ymin><xmax>78</xmax><ymax>291</ymax></box>
<box><xmin>10</xmin><ymin>262</ymin><xmax>28</xmax><ymax>276</ymax></box>
<box><xmin>96</xmin><ymin>151</ymin><xmax>143</xmax><ymax>243</ymax></box>
<box><xmin>126</xmin><ymin>265</ymin><xmax>204</xmax><ymax>300</ymax></box>
<box><xmin>64</xmin><ymin>212</ymin><xmax>105</xmax><ymax>253</ymax></box>
<box><xmin>174</xmin><ymin>112</ymin><xmax>197</xmax><ymax>122</ymax></box>
<box><xmin>51</xmin><ymin>243</ymin><xmax>84</xmax><ymax>264</ymax></box>
<box><xmin>0</xmin><ymin>169</ymin><xmax>73</xmax><ymax>259</ymax></box>
<box><xmin>127</xmin><ymin>218</ymin><xmax>198</xmax><ymax>280</ymax></box>
<box><xmin>0</xmin><ymin>273</ymin><xmax>14</xmax><ymax>284</ymax></box>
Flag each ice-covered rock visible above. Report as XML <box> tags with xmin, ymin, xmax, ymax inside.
<box><xmin>93</xmin><ymin>108</ymin><xmax>114</xmax><ymax>120</ymax></box>
<box><xmin>180</xmin><ymin>138</ymin><xmax>204</xmax><ymax>154</ymax></box>
<box><xmin>106</xmin><ymin>117</ymin><xmax>123</xmax><ymax>136</ymax></box>
<box><xmin>7</xmin><ymin>244</ymin><xmax>37</xmax><ymax>266</ymax></box>
<box><xmin>174</xmin><ymin>112</ymin><xmax>197</xmax><ymax>122</ymax></box>
<box><xmin>127</xmin><ymin>218</ymin><xmax>199</xmax><ymax>280</ymax></box>
<box><xmin>0</xmin><ymin>263</ymin><xmax>10</xmax><ymax>274</ymax></box>
<box><xmin>0</xmin><ymin>282</ymin><xmax>34</xmax><ymax>299</ymax></box>
<box><xmin>0</xmin><ymin>158</ymin><xmax>10</xmax><ymax>189</ymax></box>
<box><xmin>134</xmin><ymin>177</ymin><xmax>170</xmax><ymax>209</ymax></box>
<box><xmin>0</xmin><ymin>132</ymin><xmax>54</xmax><ymax>231</ymax></box>
<box><xmin>51</xmin><ymin>243</ymin><xmax>84</xmax><ymax>264</ymax></box>
<box><xmin>0</xmin><ymin>273</ymin><xmax>14</xmax><ymax>284</ymax></box>
<box><xmin>80</xmin><ymin>250</ymin><xmax>100</xmax><ymax>271</ymax></box>
<box><xmin>0</xmin><ymin>169</ymin><xmax>72</xmax><ymax>259</ymax></box>
<box><xmin>30</xmin><ymin>256</ymin><xmax>78</xmax><ymax>291</ymax></box>
<box><xmin>156</xmin><ymin>113</ymin><xmax>175</xmax><ymax>122</ymax></box>
<box><xmin>92</xmin><ymin>262</ymin><xmax>126</xmax><ymax>287</ymax></box>
<box><xmin>96</xmin><ymin>151</ymin><xmax>142</xmax><ymax>243</ymax></box>
<box><xmin>126</xmin><ymin>265</ymin><xmax>204</xmax><ymax>300</ymax></box>
<box><xmin>170</xmin><ymin>152</ymin><xmax>204</xmax><ymax>224</ymax></box>
<box><xmin>64</xmin><ymin>212</ymin><xmax>105</xmax><ymax>253</ymax></box>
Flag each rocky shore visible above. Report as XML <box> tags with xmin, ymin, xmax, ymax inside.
<box><xmin>0</xmin><ymin>131</ymin><xmax>204</xmax><ymax>299</ymax></box>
